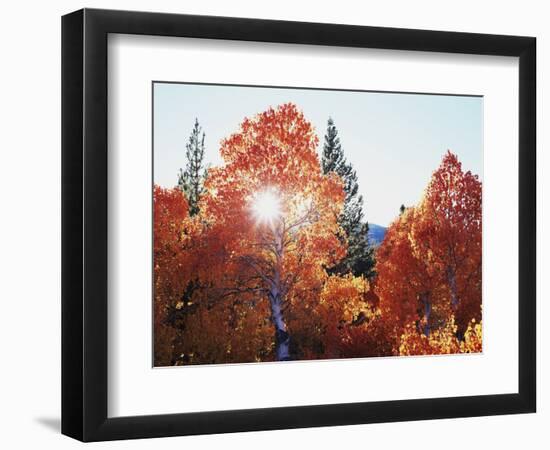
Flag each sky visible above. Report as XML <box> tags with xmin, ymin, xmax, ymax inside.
<box><xmin>153</xmin><ymin>82</ymin><xmax>482</xmax><ymax>226</ymax></box>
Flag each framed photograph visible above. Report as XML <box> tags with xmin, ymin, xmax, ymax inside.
<box><xmin>62</xmin><ymin>8</ymin><xmax>536</xmax><ymax>442</ymax></box>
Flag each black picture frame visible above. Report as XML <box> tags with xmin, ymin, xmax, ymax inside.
<box><xmin>62</xmin><ymin>8</ymin><xmax>536</xmax><ymax>442</ymax></box>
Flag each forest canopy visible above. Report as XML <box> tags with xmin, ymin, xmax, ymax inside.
<box><xmin>153</xmin><ymin>102</ymin><xmax>482</xmax><ymax>366</ymax></box>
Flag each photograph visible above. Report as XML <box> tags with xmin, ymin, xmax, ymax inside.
<box><xmin>0</xmin><ymin>1</ymin><xmax>542</xmax><ymax>447</ymax></box>
<box><xmin>153</xmin><ymin>82</ymin><xmax>483</xmax><ymax>366</ymax></box>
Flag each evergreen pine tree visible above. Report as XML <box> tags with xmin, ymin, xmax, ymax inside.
<box><xmin>322</xmin><ymin>117</ymin><xmax>376</xmax><ymax>279</ymax></box>
<box><xmin>178</xmin><ymin>119</ymin><xmax>208</xmax><ymax>216</ymax></box>
<box><xmin>172</xmin><ymin>119</ymin><xmax>208</xmax><ymax>363</ymax></box>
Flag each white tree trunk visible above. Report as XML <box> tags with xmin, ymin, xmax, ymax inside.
<box><xmin>269</xmin><ymin>289</ymin><xmax>290</xmax><ymax>361</ymax></box>
<box><xmin>269</xmin><ymin>225</ymin><xmax>291</xmax><ymax>361</ymax></box>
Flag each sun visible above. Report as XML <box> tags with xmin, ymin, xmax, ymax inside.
<box><xmin>251</xmin><ymin>188</ymin><xmax>281</xmax><ymax>225</ymax></box>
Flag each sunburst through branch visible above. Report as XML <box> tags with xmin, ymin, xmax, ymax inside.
<box><xmin>250</xmin><ymin>188</ymin><xmax>282</xmax><ymax>226</ymax></box>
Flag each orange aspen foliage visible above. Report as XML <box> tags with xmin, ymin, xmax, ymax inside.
<box><xmin>315</xmin><ymin>275</ymin><xmax>397</xmax><ymax>358</ymax></box>
<box><xmin>318</xmin><ymin>275</ymin><xmax>373</xmax><ymax>357</ymax></box>
<box><xmin>399</xmin><ymin>317</ymin><xmax>482</xmax><ymax>356</ymax></box>
<box><xmin>376</xmin><ymin>151</ymin><xmax>482</xmax><ymax>353</ymax></box>
<box><xmin>417</xmin><ymin>151</ymin><xmax>482</xmax><ymax>335</ymax></box>
<box><xmin>153</xmin><ymin>186</ymin><xmax>192</xmax><ymax>366</ymax></box>
<box><xmin>153</xmin><ymin>108</ymin><xmax>483</xmax><ymax>364</ymax></box>
<box><xmin>460</xmin><ymin>319</ymin><xmax>483</xmax><ymax>353</ymax></box>
<box><xmin>377</xmin><ymin>207</ymin><xmax>437</xmax><ymax>332</ymax></box>
<box><xmin>195</xmin><ymin>103</ymin><xmax>347</xmax><ymax>361</ymax></box>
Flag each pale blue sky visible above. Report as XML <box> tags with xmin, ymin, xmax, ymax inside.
<box><xmin>153</xmin><ymin>82</ymin><xmax>482</xmax><ymax>226</ymax></box>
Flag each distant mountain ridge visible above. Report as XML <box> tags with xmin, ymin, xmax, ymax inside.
<box><xmin>367</xmin><ymin>223</ymin><xmax>387</xmax><ymax>247</ymax></box>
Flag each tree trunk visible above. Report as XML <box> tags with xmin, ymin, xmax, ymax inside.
<box><xmin>447</xmin><ymin>266</ymin><xmax>459</xmax><ymax>310</ymax></box>
<box><xmin>269</xmin><ymin>225</ymin><xmax>291</xmax><ymax>361</ymax></box>
<box><xmin>269</xmin><ymin>289</ymin><xmax>290</xmax><ymax>361</ymax></box>
<box><xmin>421</xmin><ymin>292</ymin><xmax>431</xmax><ymax>337</ymax></box>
